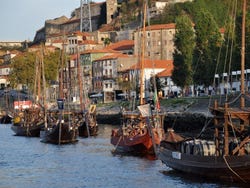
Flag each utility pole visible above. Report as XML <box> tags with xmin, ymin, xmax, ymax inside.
<box><xmin>80</xmin><ymin>0</ymin><xmax>92</xmax><ymax>32</ymax></box>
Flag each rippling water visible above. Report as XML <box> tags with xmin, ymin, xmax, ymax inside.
<box><xmin>0</xmin><ymin>124</ymin><xmax>241</xmax><ymax>188</ymax></box>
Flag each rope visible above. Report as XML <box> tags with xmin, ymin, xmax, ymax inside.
<box><xmin>223</xmin><ymin>155</ymin><xmax>246</xmax><ymax>183</ymax></box>
<box><xmin>227</xmin><ymin>111</ymin><xmax>238</xmax><ymax>143</ymax></box>
<box><xmin>244</xmin><ymin>94</ymin><xmax>250</xmax><ymax>101</ymax></box>
<box><xmin>196</xmin><ymin>118</ymin><xmax>212</xmax><ymax>138</ymax></box>
<box><xmin>223</xmin><ymin>111</ymin><xmax>246</xmax><ymax>183</ymax></box>
<box><xmin>227</xmin><ymin>93</ymin><xmax>242</xmax><ymax>105</ymax></box>
<box><xmin>114</xmin><ymin>135</ymin><xmax>122</xmax><ymax>152</ymax></box>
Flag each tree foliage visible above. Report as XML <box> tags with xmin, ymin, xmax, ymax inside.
<box><xmin>9</xmin><ymin>49</ymin><xmax>60</xmax><ymax>92</ymax></box>
<box><xmin>151</xmin><ymin>0</ymin><xmax>250</xmax><ymax>87</ymax></box>
<box><xmin>192</xmin><ymin>9</ymin><xmax>223</xmax><ymax>87</ymax></box>
<box><xmin>171</xmin><ymin>15</ymin><xmax>195</xmax><ymax>89</ymax></box>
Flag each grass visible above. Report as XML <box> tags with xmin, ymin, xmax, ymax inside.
<box><xmin>160</xmin><ymin>97</ymin><xmax>196</xmax><ymax>108</ymax></box>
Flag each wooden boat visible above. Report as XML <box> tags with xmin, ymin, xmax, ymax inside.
<box><xmin>0</xmin><ymin>111</ymin><xmax>12</xmax><ymax>124</ymax></box>
<box><xmin>40</xmin><ymin>123</ymin><xmax>78</xmax><ymax>144</ymax></box>
<box><xmin>158</xmin><ymin>0</ymin><xmax>250</xmax><ymax>183</ymax></box>
<box><xmin>111</xmin><ymin>1</ymin><xmax>165</xmax><ymax>157</ymax></box>
<box><xmin>78</xmin><ymin>105</ymin><xmax>98</xmax><ymax>137</ymax></box>
<box><xmin>111</xmin><ymin>108</ymin><xmax>165</xmax><ymax>156</ymax></box>
<box><xmin>11</xmin><ymin>48</ymin><xmax>46</xmax><ymax>136</ymax></box>
<box><xmin>40</xmin><ymin>46</ymin><xmax>79</xmax><ymax>144</ymax></box>
<box><xmin>40</xmin><ymin>105</ymin><xmax>79</xmax><ymax>144</ymax></box>
<box><xmin>11</xmin><ymin>106</ymin><xmax>44</xmax><ymax>137</ymax></box>
<box><xmin>74</xmin><ymin>45</ymin><xmax>98</xmax><ymax>138</ymax></box>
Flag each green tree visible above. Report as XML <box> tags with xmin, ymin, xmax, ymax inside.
<box><xmin>171</xmin><ymin>15</ymin><xmax>195</xmax><ymax>93</ymax></box>
<box><xmin>9</xmin><ymin>49</ymin><xmax>60</xmax><ymax>92</ymax></box>
<box><xmin>192</xmin><ymin>9</ymin><xmax>223</xmax><ymax>87</ymax></box>
<box><xmin>9</xmin><ymin>52</ymin><xmax>36</xmax><ymax>89</ymax></box>
<box><xmin>103</xmin><ymin>38</ymin><xmax>111</xmax><ymax>46</ymax></box>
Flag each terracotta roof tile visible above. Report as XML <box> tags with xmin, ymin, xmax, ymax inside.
<box><xmin>157</xmin><ymin>67</ymin><xmax>173</xmax><ymax>77</ymax></box>
<box><xmin>105</xmin><ymin>40</ymin><xmax>134</xmax><ymax>50</ymax></box>
<box><xmin>94</xmin><ymin>53</ymin><xmax>129</xmax><ymax>61</ymax></box>
<box><xmin>79</xmin><ymin>40</ymin><xmax>97</xmax><ymax>45</ymax></box>
<box><xmin>80</xmin><ymin>49</ymin><xmax>120</xmax><ymax>54</ymax></box>
<box><xmin>143</xmin><ymin>23</ymin><xmax>176</xmax><ymax>31</ymax></box>
<box><xmin>128</xmin><ymin>59</ymin><xmax>173</xmax><ymax>70</ymax></box>
<box><xmin>68</xmin><ymin>31</ymin><xmax>91</xmax><ymax>37</ymax></box>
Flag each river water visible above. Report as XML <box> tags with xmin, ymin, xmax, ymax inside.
<box><xmin>0</xmin><ymin>124</ymin><xmax>241</xmax><ymax>188</ymax></box>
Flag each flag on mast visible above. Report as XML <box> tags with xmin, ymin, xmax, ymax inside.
<box><xmin>154</xmin><ymin>92</ymin><xmax>160</xmax><ymax>110</ymax></box>
<box><xmin>138</xmin><ymin>104</ymin><xmax>151</xmax><ymax>117</ymax></box>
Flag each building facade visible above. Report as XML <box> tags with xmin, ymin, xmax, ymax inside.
<box><xmin>134</xmin><ymin>23</ymin><xmax>176</xmax><ymax>60</ymax></box>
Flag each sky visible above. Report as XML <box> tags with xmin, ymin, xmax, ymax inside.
<box><xmin>0</xmin><ymin>0</ymin><xmax>92</xmax><ymax>41</ymax></box>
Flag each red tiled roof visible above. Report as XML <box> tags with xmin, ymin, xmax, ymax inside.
<box><xmin>129</xmin><ymin>59</ymin><xmax>173</xmax><ymax>70</ymax></box>
<box><xmin>94</xmin><ymin>53</ymin><xmax>129</xmax><ymax>61</ymax></box>
<box><xmin>68</xmin><ymin>30</ymin><xmax>91</xmax><ymax>37</ymax></box>
<box><xmin>79</xmin><ymin>40</ymin><xmax>97</xmax><ymax>45</ymax></box>
<box><xmin>80</xmin><ymin>49</ymin><xmax>120</xmax><ymax>54</ymax></box>
<box><xmin>52</xmin><ymin>39</ymin><xmax>64</xmax><ymax>43</ymax></box>
<box><xmin>105</xmin><ymin>40</ymin><xmax>134</xmax><ymax>51</ymax></box>
<box><xmin>139</xmin><ymin>23</ymin><xmax>176</xmax><ymax>31</ymax></box>
<box><xmin>157</xmin><ymin>66</ymin><xmax>174</xmax><ymax>77</ymax></box>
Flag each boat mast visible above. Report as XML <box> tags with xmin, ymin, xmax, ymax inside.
<box><xmin>59</xmin><ymin>40</ymin><xmax>65</xmax><ymax>99</ymax></box>
<box><xmin>240</xmin><ymin>0</ymin><xmax>246</xmax><ymax>108</ymax></box>
<box><xmin>41</xmin><ymin>46</ymin><xmax>47</xmax><ymax>129</ymax></box>
<box><xmin>37</xmin><ymin>52</ymin><xmax>41</xmax><ymax>103</ymax></box>
<box><xmin>139</xmin><ymin>1</ymin><xmax>147</xmax><ymax>105</ymax></box>
<box><xmin>77</xmin><ymin>44</ymin><xmax>84</xmax><ymax>111</ymax></box>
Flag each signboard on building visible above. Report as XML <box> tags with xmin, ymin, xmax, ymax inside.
<box><xmin>14</xmin><ymin>100</ymin><xmax>32</xmax><ymax>110</ymax></box>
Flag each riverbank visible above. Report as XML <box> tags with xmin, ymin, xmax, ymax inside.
<box><xmin>95</xmin><ymin>97</ymin><xmax>215</xmax><ymax>133</ymax></box>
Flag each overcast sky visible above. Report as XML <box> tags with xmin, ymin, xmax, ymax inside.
<box><xmin>0</xmin><ymin>0</ymin><xmax>102</xmax><ymax>41</ymax></box>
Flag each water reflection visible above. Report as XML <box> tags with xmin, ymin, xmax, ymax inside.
<box><xmin>0</xmin><ymin>124</ymin><xmax>242</xmax><ymax>188</ymax></box>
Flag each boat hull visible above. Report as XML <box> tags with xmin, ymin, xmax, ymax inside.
<box><xmin>0</xmin><ymin>114</ymin><xmax>12</xmax><ymax>124</ymax></box>
<box><xmin>40</xmin><ymin>123</ymin><xmax>78</xmax><ymax>144</ymax></box>
<box><xmin>159</xmin><ymin>146</ymin><xmax>250</xmax><ymax>183</ymax></box>
<box><xmin>78</xmin><ymin>122</ymin><xmax>98</xmax><ymax>137</ymax></box>
<box><xmin>11</xmin><ymin>122</ymin><xmax>44</xmax><ymax>137</ymax></box>
<box><xmin>111</xmin><ymin>127</ymin><xmax>162</xmax><ymax>155</ymax></box>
